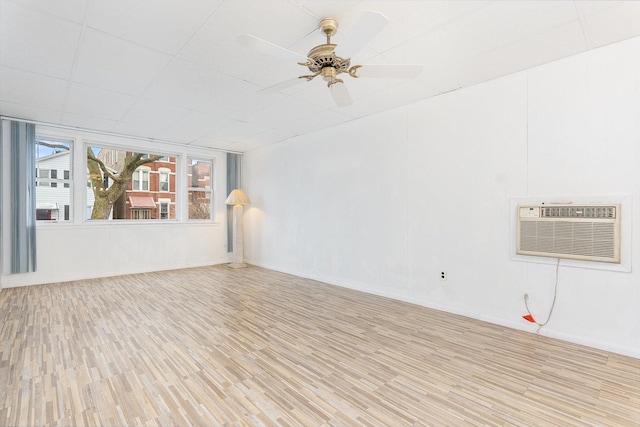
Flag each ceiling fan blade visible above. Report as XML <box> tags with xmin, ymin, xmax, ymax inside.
<box><xmin>330</xmin><ymin>82</ymin><xmax>353</xmax><ymax>107</ymax></box>
<box><xmin>237</xmin><ymin>34</ymin><xmax>308</xmax><ymax>63</ymax></box>
<box><xmin>355</xmin><ymin>64</ymin><xmax>423</xmax><ymax>79</ymax></box>
<box><xmin>339</xmin><ymin>10</ymin><xmax>389</xmax><ymax>58</ymax></box>
<box><xmin>258</xmin><ymin>77</ymin><xmax>306</xmax><ymax>95</ymax></box>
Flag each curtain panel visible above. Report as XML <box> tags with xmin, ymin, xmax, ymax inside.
<box><xmin>226</xmin><ymin>153</ymin><xmax>242</xmax><ymax>252</ymax></box>
<box><xmin>0</xmin><ymin>119</ymin><xmax>37</xmax><ymax>274</ymax></box>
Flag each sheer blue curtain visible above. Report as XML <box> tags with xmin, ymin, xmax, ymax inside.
<box><xmin>1</xmin><ymin>119</ymin><xmax>37</xmax><ymax>273</ymax></box>
<box><xmin>226</xmin><ymin>153</ymin><xmax>241</xmax><ymax>252</ymax></box>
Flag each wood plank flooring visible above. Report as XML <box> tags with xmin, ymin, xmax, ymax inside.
<box><xmin>0</xmin><ymin>265</ymin><xmax>638</xmax><ymax>426</ymax></box>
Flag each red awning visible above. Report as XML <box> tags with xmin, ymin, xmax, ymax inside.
<box><xmin>128</xmin><ymin>196</ymin><xmax>156</xmax><ymax>209</ymax></box>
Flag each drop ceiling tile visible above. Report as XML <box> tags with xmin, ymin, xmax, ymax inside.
<box><xmin>0</xmin><ymin>1</ymin><xmax>82</xmax><ymax>79</ymax></box>
<box><xmin>390</xmin><ymin>1</ymin><xmax>578</xmax><ymax>78</ymax></box>
<box><xmin>242</xmin><ymin>96</ymin><xmax>324</xmax><ymax>128</ymax></box>
<box><xmin>206</xmin><ymin>120</ymin><xmax>268</xmax><ymax>142</ymax></box>
<box><xmin>72</xmin><ymin>28</ymin><xmax>172</xmax><ymax>95</ymax></box>
<box><xmin>346</xmin><ymin>1</ymin><xmax>491</xmax><ymax>54</ymax></box>
<box><xmin>426</xmin><ymin>20</ymin><xmax>587</xmax><ymax>94</ymax></box>
<box><xmin>143</xmin><ymin>59</ymin><xmax>238</xmax><ymax>110</ymax></box>
<box><xmin>355</xmin><ymin>79</ymin><xmax>440</xmax><ymax>114</ymax></box>
<box><xmin>161</xmin><ymin>111</ymin><xmax>235</xmax><ymax>144</ymax></box>
<box><xmin>0</xmin><ymin>66</ymin><xmax>68</xmax><ymax>110</ymax></box>
<box><xmin>60</xmin><ymin>112</ymin><xmax>117</xmax><ymax>133</ymax></box>
<box><xmin>338</xmin><ymin>79</ymin><xmax>436</xmax><ymax>119</ymax></box>
<box><xmin>180</xmin><ymin>38</ymin><xmax>257</xmax><ymax>80</ymax></box>
<box><xmin>0</xmin><ymin>100</ymin><xmax>62</xmax><ymax>124</ymax></box>
<box><xmin>578</xmin><ymin>2</ymin><xmax>640</xmax><ymax>48</ymax></box>
<box><xmin>85</xmin><ymin>0</ymin><xmax>223</xmax><ymax>55</ymax></box>
<box><xmin>289</xmin><ymin>0</ymin><xmax>362</xmax><ymax>21</ymax></box>
<box><xmin>15</xmin><ymin>0</ymin><xmax>88</xmax><ymax>23</ymax></box>
<box><xmin>459</xmin><ymin>2</ymin><xmax>579</xmax><ymax>53</ymax></box>
<box><xmin>243</xmin><ymin>59</ymin><xmax>310</xmax><ymax>89</ymax></box>
<box><xmin>65</xmin><ymin>83</ymin><xmax>136</xmax><ymax>121</ymax></box>
<box><xmin>202</xmin><ymin>0</ymin><xmax>316</xmax><ymax>47</ymax></box>
<box><xmin>338</xmin><ymin>74</ymin><xmax>414</xmax><ymax>106</ymax></box>
<box><xmin>200</xmin><ymin>80</ymin><xmax>287</xmax><ymax>120</ymax></box>
<box><xmin>290</xmin><ymin>83</ymin><xmax>343</xmax><ymax>110</ymax></box>
<box><xmin>222</xmin><ymin>139</ymin><xmax>276</xmax><ymax>153</ymax></box>
<box><xmin>180</xmin><ymin>1</ymin><xmax>316</xmax><ymax>75</ymax></box>
<box><xmin>282</xmin><ymin>109</ymin><xmax>354</xmax><ymax>136</ymax></box>
<box><xmin>112</xmin><ymin>99</ymin><xmax>192</xmax><ymax>140</ymax></box>
<box><xmin>119</xmin><ymin>99</ymin><xmax>190</xmax><ymax>132</ymax></box>
<box><xmin>233</xmin><ymin>127</ymin><xmax>302</xmax><ymax>151</ymax></box>
<box><xmin>110</xmin><ymin>121</ymin><xmax>171</xmax><ymax>140</ymax></box>
<box><xmin>190</xmin><ymin>137</ymin><xmax>237</xmax><ymax>150</ymax></box>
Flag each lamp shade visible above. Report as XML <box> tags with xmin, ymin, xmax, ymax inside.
<box><xmin>225</xmin><ymin>189</ymin><xmax>251</xmax><ymax>205</ymax></box>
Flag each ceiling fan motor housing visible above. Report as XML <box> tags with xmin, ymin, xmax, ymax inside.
<box><xmin>305</xmin><ymin>43</ymin><xmax>351</xmax><ymax>75</ymax></box>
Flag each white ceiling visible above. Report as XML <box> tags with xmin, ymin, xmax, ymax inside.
<box><xmin>1</xmin><ymin>1</ymin><xmax>640</xmax><ymax>153</ymax></box>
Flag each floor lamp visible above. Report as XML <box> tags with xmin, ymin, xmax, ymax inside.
<box><xmin>225</xmin><ymin>189</ymin><xmax>251</xmax><ymax>269</ymax></box>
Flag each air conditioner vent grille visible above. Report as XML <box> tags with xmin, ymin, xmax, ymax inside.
<box><xmin>517</xmin><ymin>204</ymin><xmax>620</xmax><ymax>263</ymax></box>
<box><xmin>541</xmin><ymin>206</ymin><xmax>616</xmax><ymax>218</ymax></box>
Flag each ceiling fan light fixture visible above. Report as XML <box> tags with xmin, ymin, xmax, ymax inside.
<box><xmin>322</xmin><ymin>67</ymin><xmax>336</xmax><ymax>81</ymax></box>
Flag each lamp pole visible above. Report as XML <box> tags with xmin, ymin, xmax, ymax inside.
<box><xmin>229</xmin><ymin>203</ymin><xmax>246</xmax><ymax>268</ymax></box>
<box><xmin>225</xmin><ymin>189</ymin><xmax>251</xmax><ymax>269</ymax></box>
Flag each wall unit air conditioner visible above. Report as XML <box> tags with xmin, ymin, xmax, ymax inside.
<box><xmin>516</xmin><ymin>203</ymin><xmax>621</xmax><ymax>263</ymax></box>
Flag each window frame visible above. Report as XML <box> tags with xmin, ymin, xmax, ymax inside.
<box><xmin>29</xmin><ymin>125</ymin><xmax>224</xmax><ymax>226</ymax></box>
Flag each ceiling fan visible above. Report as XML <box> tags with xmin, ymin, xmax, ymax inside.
<box><xmin>238</xmin><ymin>10</ymin><xmax>423</xmax><ymax>107</ymax></box>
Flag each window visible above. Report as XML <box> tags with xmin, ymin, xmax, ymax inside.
<box><xmin>36</xmin><ymin>209</ymin><xmax>53</xmax><ymax>220</ymax></box>
<box><xmin>159</xmin><ymin>169</ymin><xmax>170</xmax><ymax>192</ymax></box>
<box><xmin>187</xmin><ymin>157</ymin><xmax>213</xmax><ymax>220</ymax></box>
<box><xmin>132</xmin><ymin>169</ymin><xmax>150</xmax><ymax>191</ymax></box>
<box><xmin>131</xmin><ymin>209</ymin><xmax>151</xmax><ymax>220</ymax></box>
<box><xmin>159</xmin><ymin>200</ymin><xmax>170</xmax><ymax>220</ymax></box>
<box><xmin>87</xmin><ymin>146</ymin><xmax>176</xmax><ymax>220</ymax></box>
<box><xmin>35</xmin><ymin>137</ymin><xmax>72</xmax><ymax>222</ymax></box>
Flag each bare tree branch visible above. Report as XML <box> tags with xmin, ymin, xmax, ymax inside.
<box><xmin>37</xmin><ymin>141</ymin><xmax>70</xmax><ymax>151</ymax></box>
<box><xmin>87</xmin><ymin>150</ymin><xmax>165</xmax><ymax>219</ymax></box>
<box><xmin>87</xmin><ymin>148</ymin><xmax>120</xmax><ymax>182</ymax></box>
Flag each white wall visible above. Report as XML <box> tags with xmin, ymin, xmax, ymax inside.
<box><xmin>1</xmin><ymin>222</ymin><xmax>229</xmax><ymax>287</ymax></box>
<box><xmin>243</xmin><ymin>36</ymin><xmax>640</xmax><ymax>357</ymax></box>
<box><xmin>0</xmin><ymin>124</ymin><xmax>231</xmax><ymax>288</ymax></box>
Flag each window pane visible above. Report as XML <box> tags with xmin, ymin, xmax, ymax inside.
<box><xmin>187</xmin><ymin>158</ymin><xmax>211</xmax><ymax>189</ymax></box>
<box><xmin>159</xmin><ymin>171</ymin><xmax>169</xmax><ymax>192</ymax></box>
<box><xmin>187</xmin><ymin>158</ymin><xmax>212</xmax><ymax>220</ymax></box>
<box><xmin>87</xmin><ymin>147</ymin><xmax>176</xmax><ymax>220</ymax></box>
<box><xmin>188</xmin><ymin>190</ymin><xmax>211</xmax><ymax>219</ymax></box>
<box><xmin>142</xmin><ymin>171</ymin><xmax>149</xmax><ymax>191</ymax></box>
<box><xmin>35</xmin><ymin>138</ymin><xmax>72</xmax><ymax>222</ymax></box>
<box><xmin>160</xmin><ymin>203</ymin><xmax>169</xmax><ymax>219</ymax></box>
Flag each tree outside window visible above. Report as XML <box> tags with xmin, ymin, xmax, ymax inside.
<box><xmin>87</xmin><ymin>147</ymin><xmax>173</xmax><ymax>220</ymax></box>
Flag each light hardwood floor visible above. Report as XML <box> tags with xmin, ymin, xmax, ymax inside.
<box><xmin>0</xmin><ymin>265</ymin><xmax>638</xmax><ymax>426</ymax></box>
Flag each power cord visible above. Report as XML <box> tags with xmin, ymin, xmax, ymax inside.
<box><xmin>524</xmin><ymin>258</ymin><xmax>560</xmax><ymax>332</ymax></box>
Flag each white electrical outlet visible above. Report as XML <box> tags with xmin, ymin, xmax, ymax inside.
<box><xmin>440</xmin><ymin>271</ymin><xmax>447</xmax><ymax>281</ymax></box>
